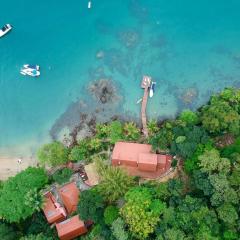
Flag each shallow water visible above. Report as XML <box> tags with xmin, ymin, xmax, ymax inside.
<box><xmin>0</xmin><ymin>0</ymin><xmax>240</xmax><ymax>156</ymax></box>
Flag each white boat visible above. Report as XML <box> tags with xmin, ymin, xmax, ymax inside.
<box><xmin>20</xmin><ymin>68</ymin><xmax>40</xmax><ymax>77</ymax></box>
<box><xmin>0</xmin><ymin>24</ymin><xmax>12</xmax><ymax>38</ymax></box>
<box><xmin>23</xmin><ymin>64</ymin><xmax>40</xmax><ymax>71</ymax></box>
<box><xmin>149</xmin><ymin>82</ymin><xmax>156</xmax><ymax>98</ymax></box>
<box><xmin>88</xmin><ymin>1</ymin><xmax>91</xmax><ymax>8</ymax></box>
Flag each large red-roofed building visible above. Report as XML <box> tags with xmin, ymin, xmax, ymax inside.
<box><xmin>112</xmin><ymin>142</ymin><xmax>172</xmax><ymax>179</ymax></box>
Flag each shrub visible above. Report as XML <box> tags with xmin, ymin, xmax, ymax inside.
<box><xmin>179</xmin><ymin>109</ymin><xmax>199</xmax><ymax>126</ymax></box>
<box><xmin>77</xmin><ymin>188</ymin><xmax>104</xmax><ymax>222</ymax></box>
<box><xmin>104</xmin><ymin>206</ymin><xmax>119</xmax><ymax>225</ymax></box>
<box><xmin>123</xmin><ymin>122</ymin><xmax>140</xmax><ymax>141</ymax></box>
<box><xmin>52</xmin><ymin>168</ymin><xmax>73</xmax><ymax>184</ymax></box>
<box><xmin>170</xmin><ymin>126</ymin><xmax>209</xmax><ymax>158</ymax></box>
<box><xmin>147</xmin><ymin>120</ymin><xmax>159</xmax><ymax>136</ymax></box>
<box><xmin>96</xmin><ymin>159</ymin><xmax>134</xmax><ymax>203</ymax></box>
<box><xmin>0</xmin><ymin>223</ymin><xmax>18</xmax><ymax>240</ymax></box>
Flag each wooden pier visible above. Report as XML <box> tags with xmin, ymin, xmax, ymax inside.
<box><xmin>141</xmin><ymin>75</ymin><xmax>151</xmax><ymax>137</ymax></box>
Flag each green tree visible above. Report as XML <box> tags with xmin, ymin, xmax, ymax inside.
<box><xmin>154</xmin><ymin>182</ymin><xmax>171</xmax><ymax>201</ymax></box>
<box><xmin>0</xmin><ymin>167</ymin><xmax>48</xmax><ymax>223</ymax></box>
<box><xmin>123</xmin><ymin>122</ymin><xmax>140</xmax><ymax>141</ymax></box>
<box><xmin>179</xmin><ymin>109</ymin><xmax>199</xmax><ymax>126</ymax></box>
<box><xmin>170</xmin><ymin>126</ymin><xmax>209</xmax><ymax>158</ymax></box>
<box><xmin>163</xmin><ymin>228</ymin><xmax>186</xmax><ymax>240</ymax></box>
<box><xmin>217</xmin><ymin>203</ymin><xmax>238</xmax><ymax>226</ymax></box>
<box><xmin>192</xmin><ymin>170</ymin><xmax>213</xmax><ymax>196</ymax></box>
<box><xmin>198</xmin><ymin>149</ymin><xmax>231</xmax><ymax>174</ymax></box>
<box><xmin>149</xmin><ymin>127</ymin><xmax>173</xmax><ymax>151</ymax></box>
<box><xmin>209</xmin><ymin>174</ymin><xmax>238</xmax><ymax>206</ymax></box>
<box><xmin>201</xmin><ymin>99</ymin><xmax>240</xmax><ymax>134</ymax></box>
<box><xmin>69</xmin><ymin>144</ymin><xmax>88</xmax><ymax>161</ymax></box>
<box><xmin>52</xmin><ymin>168</ymin><xmax>73</xmax><ymax>184</ymax></box>
<box><xmin>24</xmin><ymin>188</ymin><xmax>43</xmax><ymax>212</ymax></box>
<box><xmin>109</xmin><ymin>121</ymin><xmax>124</xmax><ymax>144</ymax></box>
<box><xmin>104</xmin><ymin>206</ymin><xmax>119</xmax><ymax>225</ymax></box>
<box><xmin>121</xmin><ymin>187</ymin><xmax>166</xmax><ymax>239</ymax></box>
<box><xmin>37</xmin><ymin>141</ymin><xmax>69</xmax><ymax>167</ymax></box>
<box><xmin>25</xmin><ymin>212</ymin><xmax>57</xmax><ymax>238</ymax></box>
<box><xmin>111</xmin><ymin>218</ymin><xmax>129</xmax><ymax>240</ymax></box>
<box><xmin>0</xmin><ymin>223</ymin><xmax>18</xmax><ymax>240</ymax></box>
<box><xmin>77</xmin><ymin>188</ymin><xmax>104</xmax><ymax>223</ymax></box>
<box><xmin>184</xmin><ymin>141</ymin><xmax>213</xmax><ymax>174</ymax></box>
<box><xmin>97</xmin><ymin>162</ymin><xmax>134</xmax><ymax>203</ymax></box>
<box><xmin>20</xmin><ymin>233</ymin><xmax>52</xmax><ymax>240</ymax></box>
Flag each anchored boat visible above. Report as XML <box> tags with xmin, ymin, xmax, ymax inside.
<box><xmin>23</xmin><ymin>64</ymin><xmax>40</xmax><ymax>71</ymax></box>
<box><xmin>149</xmin><ymin>82</ymin><xmax>156</xmax><ymax>98</ymax></box>
<box><xmin>20</xmin><ymin>64</ymin><xmax>40</xmax><ymax>77</ymax></box>
<box><xmin>0</xmin><ymin>24</ymin><xmax>12</xmax><ymax>38</ymax></box>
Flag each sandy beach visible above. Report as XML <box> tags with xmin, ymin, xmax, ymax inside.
<box><xmin>0</xmin><ymin>156</ymin><xmax>37</xmax><ymax>180</ymax></box>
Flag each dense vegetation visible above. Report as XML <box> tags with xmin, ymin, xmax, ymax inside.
<box><xmin>0</xmin><ymin>88</ymin><xmax>240</xmax><ymax>239</ymax></box>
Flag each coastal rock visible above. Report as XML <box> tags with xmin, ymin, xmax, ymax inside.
<box><xmin>88</xmin><ymin>79</ymin><xmax>121</xmax><ymax>104</ymax></box>
<box><xmin>180</xmin><ymin>88</ymin><xmax>198</xmax><ymax>104</ymax></box>
<box><xmin>56</xmin><ymin>127</ymin><xmax>74</xmax><ymax>147</ymax></box>
<box><xmin>76</xmin><ymin>124</ymin><xmax>93</xmax><ymax>142</ymax></box>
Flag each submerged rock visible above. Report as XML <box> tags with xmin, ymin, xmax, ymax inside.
<box><xmin>180</xmin><ymin>88</ymin><xmax>198</xmax><ymax>104</ymax></box>
<box><xmin>118</xmin><ymin>29</ymin><xmax>141</xmax><ymax>48</ymax></box>
<box><xmin>88</xmin><ymin>78</ymin><xmax>121</xmax><ymax>104</ymax></box>
<box><xmin>96</xmin><ymin>50</ymin><xmax>105</xmax><ymax>59</ymax></box>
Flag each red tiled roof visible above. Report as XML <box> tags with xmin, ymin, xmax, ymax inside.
<box><xmin>112</xmin><ymin>142</ymin><xmax>152</xmax><ymax>167</ymax></box>
<box><xmin>112</xmin><ymin>142</ymin><xmax>172</xmax><ymax>179</ymax></box>
<box><xmin>59</xmin><ymin>182</ymin><xmax>79</xmax><ymax>214</ymax></box>
<box><xmin>43</xmin><ymin>192</ymin><xmax>66</xmax><ymax>224</ymax></box>
<box><xmin>56</xmin><ymin>215</ymin><xmax>87</xmax><ymax>240</ymax></box>
<box><xmin>138</xmin><ymin>153</ymin><xmax>157</xmax><ymax>172</ymax></box>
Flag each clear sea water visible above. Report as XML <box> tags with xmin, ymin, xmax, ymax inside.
<box><xmin>1</xmin><ymin>0</ymin><xmax>240</xmax><ymax>156</ymax></box>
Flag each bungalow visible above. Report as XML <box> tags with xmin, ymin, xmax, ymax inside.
<box><xmin>56</xmin><ymin>215</ymin><xmax>88</xmax><ymax>240</ymax></box>
<box><xmin>112</xmin><ymin>142</ymin><xmax>172</xmax><ymax>179</ymax></box>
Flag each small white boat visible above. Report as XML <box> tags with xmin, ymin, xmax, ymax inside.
<box><xmin>0</xmin><ymin>24</ymin><xmax>12</xmax><ymax>38</ymax></box>
<box><xmin>20</xmin><ymin>68</ymin><xmax>40</xmax><ymax>77</ymax></box>
<box><xmin>23</xmin><ymin>64</ymin><xmax>40</xmax><ymax>71</ymax></box>
<box><xmin>88</xmin><ymin>1</ymin><xmax>91</xmax><ymax>8</ymax></box>
<box><xmin>149</xmin><ymin>82</ymin><xmax>156</xmax><ymax>98</ymax></box>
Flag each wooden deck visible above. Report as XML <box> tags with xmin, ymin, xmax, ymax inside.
<box><xmin>141</xmin><ymin>76</ymin><xmax>151</xmax><ymax>137</ymax></box>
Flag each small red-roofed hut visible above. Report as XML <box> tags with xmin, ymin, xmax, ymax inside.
<box><xmin>43</xmin><ymin>192</ymin><xmax>66</xmax><ymax>224</ymax></box>
<box><xmin>56</xmin><ymin>215</ymin><xmax>87</xmax><ymax>240</ymax></box>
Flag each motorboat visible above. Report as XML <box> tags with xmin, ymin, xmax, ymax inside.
<box><xmin>0</xmin><ymin>24</ymin><xmax>12</xmax><ymax>38</ymax></box>
<box><xmin>20</xmin><ymin>68</ymin><xmax>40</xmax><ymax>77</ymax></box>
<box><xmin>149</xmin><ymin>82</ymin><xmax>156</xmax><ymax>98</ymax></box>
<box><xmin>23</xmin><ymin>64</ymin><xmax>40</xmax><ymax>71</ymax></box>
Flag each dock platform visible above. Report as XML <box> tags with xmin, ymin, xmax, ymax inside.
<box><xmin>141</xmin><ymin>76</ymin><xmax>151</xmax><ymax>137</ymax></box>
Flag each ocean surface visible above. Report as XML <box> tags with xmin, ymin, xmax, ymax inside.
<box><xmin>1</xmin><ymin>0</ymin><xmax>240</xmax><ymax>156</ymax></box>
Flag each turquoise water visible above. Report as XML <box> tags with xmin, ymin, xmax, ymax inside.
<box><xmin>1</xmin><ymin>0</ymin><xmax>240</xmax><ymax>155</ymax></box>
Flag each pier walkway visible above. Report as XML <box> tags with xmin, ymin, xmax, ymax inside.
<box><xmin>141</xmin><ymin>76</ymin><xmax>151</xmax><ymax>137</ymax></box>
